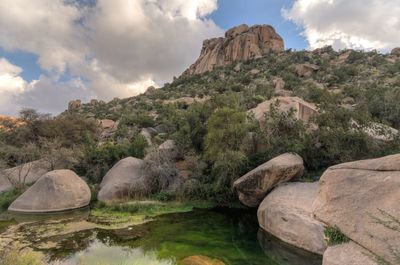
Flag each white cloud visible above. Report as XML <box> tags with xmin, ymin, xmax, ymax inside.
<box><xmin>0</xmin><ymin>0</ymin><xmax>222</xmax><ymax>115</ymax></box>
<box><xmin>283</xmin><ymin>0</ymin><xmax>400</xmax><ymax>51</ymax></box>
<box><xmin>0</xmin><ymin>0</ymin><xmax>223</xmax><ymax>113</ymax></box>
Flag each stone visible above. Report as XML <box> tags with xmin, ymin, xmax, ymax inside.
<box><xmin>99</xmin><ymin>119</ymin><xmax>119</xmax><ymax>140</ymax></box>
<box><xmin>250</xmin><ymin>69</ymin><xmax>260</xmax><ymax>75</ymax></box>
<box><xmin>183</xmin><ymin>24</ymin><xmax>284</xmax><ymax>76</ymax></box>
<box><xmin>323</xmin><ymin>241</ymin><xmax>378</xmax><ymax>265</ymax></box>
<box><xmin>234</xmin><ymin>63</ymin><xmax>241</xmax><ymax>72</ymax></box>
<box><xmin>233</xmin><ymin>153</ymin><xmax>304</xmax><ymax>207</ymax></box>
<box><xmin>8</xmin><ymin>170</ymin><xmax>91</xmax><ymax>213</ymax></box>
<box><xmin>391</xmin><ymin>47</ymin><xmax>400</xmax><ymax>56</ymax></box>
<box><xmin>313</xmin><ymin>154</ymin><xmax>400</xmax><ymax>265</ymax></box>
<box><xmin>158</xmin><ymin>140</ymin><xmax>180</xmax><ymax>161</ymax></box>
<box><xmin>258</xmin><ymin>182</ymin><xmax>327</xmax><ymax>254</ymax></box>
<box><xmin>273</xmin><ymin>77</ymin><xmax>285</xmax><ymax>91</ymax></box>
<box><xmin>98</xmin><ymin>157</ymin><xmax>152</xmax><ymax>202</ymax></box>
<box><xmin>249</xmin><ymin>96</ymin><xmax>318</xmax><ymax>125</ymax></box>
<box><xmin>295</xmin><ymin>63</ymin><xmax>320</xmax><ymax>77</ymax></box>
<box><xmin>182</xmin><ymin>255</ymin><xmax>225</xmax><ymax>265</ymax></box>
<box><xmin>0</xmin><ymin>160</ymin><xmax>51</xmax><ymax>193</ymax></box>
<box><xmin>68</xmin><ymin>99</ymin><xmax>81</xmax><ymax>111</ymax></box>
<box><xmin>140</xmin><ymin>128</ymin><xmax>153</xmax><ymax>146</ymax></box>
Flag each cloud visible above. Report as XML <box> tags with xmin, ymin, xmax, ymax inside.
<box><xmin>0</xmin><ymin>0</ymin><xmax>223</xmax><ymax>115</ymax></box>
<box><xmin>283</xmin><ymin>0</ymin><xmax>400</xmax><ymax>51</ymax></box>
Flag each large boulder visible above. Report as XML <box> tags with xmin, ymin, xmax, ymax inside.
<box><xmin>295</xmin><ymin>63</ymin><xmax>320</xmax><ymax>77</ymax></box>
<box><xmin>258</xmin><ymin>182</ymin><xmax>327</xmax><ymax>254</ymax></box>
<box><xmin>249</xmin><ymin>96</ymin><xmax>318</xmax><ymax>125</ymax></box>
<box><xmin>8</xmin><ymin>170</ymin><xmax>90</xmax><ymax>213</ymax></box>
<box><xmin>233</xmin><ymin>153</ymin><xmax>304</xmax><ymax>207</ymax></box>
<box><xmin>183</xmin><ymin>24</ymin><xmax>284</xmax><ymax>76</ymax></box>
<box><xmin>323</xmin><ymin>241</ymin><xmax>378</xmax><ymax>265</ymax></box>
<box><xmin>0</xmin><ymin>160</ymin><xmax>50</xmax><ymax>193</ymax></box>
<box><xmin>313</xmin><ymin>154</ymin><xmax>400</xmax><ymax>264</ymax></box>
<box><xmin>98</xmin><ymin>157</ymin><xmax>152</xmax><ymax>202</ymax></box>
<box><xmin>391</xmin><ymin>47</ymin><xmax>400</xmax><ymax>56</ymax></box>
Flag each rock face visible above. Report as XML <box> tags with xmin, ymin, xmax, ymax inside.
<box><xmin>258</xmin><ymin>182</ymin><xmax>327</xmax><ymax>254</ymax></box>
<box><xmin>391</xmin><ymin>47</ymin><xmax>400</xmax><ymax>56</ymax></box>
<box><xmin>313</xmin><ymin>154</ymin><xmax>400</xmax><ymax>264</ymax></box>
<box><xmin>99</xmin><ymin>119</ymin><xmax>119</xmax><ymax>140</ymax></box>
<box><xmin>183</xmin><ymin>24</ymin><xmax>284</xmax><ymax>76</ymax></box>
<box><xmin>182</xmin><ymin>255</ymin><xmax>225</xmax><ymax>265</ymax></box>
<box><xmin>295</xmin><ymin>63</ymin><xmax>320</xmax><ymax>77</ymax></box>
<box><xmin>98</xmin><ymin>157</ymin><xmax>152</xmax><ymax>202</ymax></box>
<box><xmin>233</xmin><ymin>153</ymin><xmax>304</xmax><ymax>207</ymax></box>
<box><xmin>8</xmin><ymin>170</ymin><xmax>91</xmax><ymax>213</ymax></box>
<box><xmin>68</xmin><ymin>99</ymin><xmax>81</xmax><ymax>111</ymax></box>
<box><xmin>323</xmin><ymin>241</ymin><xmax>378</xmax><ymax>265</ymax></box>
<box><xmin>249</xmin><ymin>96</ymin><xmax>318</xmax><ymax>125</ymax></box>
<box><xmin>0</xmin><ymin>160</ymin><xmax>50</xmax><ymax>193</ymax></box>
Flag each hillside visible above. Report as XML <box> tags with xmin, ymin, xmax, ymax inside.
<box><xmin>2</xmin><ymin>25</ymin><xmax>400</xmax><ymax>203</ymax></box>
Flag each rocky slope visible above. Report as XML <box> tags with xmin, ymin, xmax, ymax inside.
<box><xmin>183</xmin><ymin>24</ymin><xmax>284</xmax><ymax>76</ymax></box>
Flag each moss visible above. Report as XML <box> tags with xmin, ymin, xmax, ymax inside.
<box><xmin>90</xmin><ymin>201</ymin><xmax>216</xmax><ymax>228</ymax></box>
<box><xmin>324</xmin><ymin>226</ymin><xmax>350</xmax><ymax>246</ymax></box>
<box><xmin>0</xmin><ymin>249</ymin><xmax>45</xmax><ymax>265</ymax></box>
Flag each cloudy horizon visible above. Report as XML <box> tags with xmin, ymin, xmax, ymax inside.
<box><xmin>0</xmin><ymin>0</ymin><xmax>399</xmax><ymax>116</ymax></box>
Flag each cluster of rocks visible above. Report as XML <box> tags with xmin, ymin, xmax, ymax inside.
<box><xmin>183</xmin><ymin>24</ymin><xmax>284</xmax><ymax>76</ymax></box>
<box><xmin>234</xmin><ymin>153</ymin><xmax>400</xmax><ymax>264</ymax></box>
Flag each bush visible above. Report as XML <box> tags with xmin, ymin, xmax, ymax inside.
<box><xmin>0</xmin><ymin>188</ymin><xmax>22</xmax><ymax>211</ymax></box>
<box><xmin>0</xmin><ymin>249</ymin><xmax>45</xmax><ymax>265</ymax></box>
<box><xmin>324</xmin><ymin>226</ymin><xmax>350</xmax><ymax>246</ymax></box>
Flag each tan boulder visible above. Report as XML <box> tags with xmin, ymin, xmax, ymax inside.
<box><xmin>295</xmin><ymin>63</ymin><xmax>320</xmax><ymax>77</ymax></box>
<box><xmin>98</xmin><ymin>157</ymin><xmax>152</xmax><ymax>202</ymax></box>
<box><xmin>182</xmin><ymin>255</ymin><xmax>225</xmax><ymax>265</ymax></box>
<box><xmin>0</xmin><ymin>160</ymin><xmax>50</xmax><ymax>193</ymax></box>
<box><xmin>391</xmin><ymin>47</ymin><xmax>400</xmax><ymax>56</ymax></box>
<box><xmin>68</xmin><ymin>99</ymin><xmax>81</xmax><ymax>111</ymax></box>
<box><xmin>8</xmin><ymin>170</ymin><xmax>90</xmax><ymax>213</ymax></box>
<box><xmin>323</xmin><ymin>241</ymin><xmax>378</xmax><ymax>265</ymax></box>
<box><xmin>158</xmin><ymin>140</ymin><xmax>180</xmax><ymax>161</ymax></box>
<box><xmin>313</xmin><ymin>154</ymin><xmax>400</xmax><ymax>264</ymax></box>
<box><xmin>183</xmin><ymin>24</ymin><xmax>284</xmax><ymax>76</ymax></box>
<box><xmin>249</xmin><ymin>96</ymin><xmax>318</xmax><ymax>125</ymax></box>
<box><xmin>233</xmin><ymin>153</ymin><xmax>304</xmax><ymax>207</ymax></box>
<box><xmin>258</xmin><ymin>182</ymin><xmax>327</xmax><ymax>254</ymax></box>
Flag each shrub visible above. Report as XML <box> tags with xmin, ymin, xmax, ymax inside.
<box><xmin>324</xmin><ymin>226</ymin><xmax>350</xmax><ymax>246</ymax></box>
<box><xmin>0</xmin><ymin>249</ymin><xmax>45</xmax><ymax>265</ymax></box>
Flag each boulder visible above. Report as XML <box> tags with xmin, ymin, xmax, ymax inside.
<box><xmin>158</xmin><ymin>140</ymin><xmax>180</xmax><ymax>161</ymax></box>
<box><xmin>0</xmin><ymin>160</ymin><xmax>50</xmax><ymax>193</ymax></box>
<box><xmin>140</xmin><ymin>128</ymin><xmax>153</xmax><ymax>146</ymax></box>
<box><xmin>313</xmin><ymin>154</ymin><xmax>400</xmax><ymax>264</ymax></box>
<box><xmin>391</xmin><ymin>47</ymin><xmax>400</xmax><ymax>56</ymax></box>
<box><xmin>323</xmin><ymin>241</ymin><xmax>378</xmax><ymax>265</ymax></box>
<box><xmin>233</xmin><ymin>153</ymin><xmax>304</xmax><ymax>207</ymax></box>
<box><xmin>249</xmin><ymin>96</ymin><xmax>318</xmax><ymax>125</ymax></box>
<box><xmin>183</xmin><ymin>24</ymin><xmax>284</xmax><ymax>76</ymax></box>
<box><xmin>98</xmin><ymin>157</ymin><xmax>152</xmax><ymax>202</ymax></box>
<box><xmin>68</xmin><ymin>99</ymin><xmax>81</xmax><ymax>111</ymax></box>
<box><xmin>182</xmin><ymin>255</ymin><xmax>225</xmax><ymax>265</ymax></box>
<box><xmin>8</xmin><ymin>170</ymin><xmax>90</xmax><ymax>213</ymax></box>
<box><xmin>295</xmin><ymin>63</ymin><xmax>320</xmax><ymax>77</ymax></box>
<box><xmin>258</xmin><ymin>182</ymin><xmax>327</xmax><ymax>254</ymax></box>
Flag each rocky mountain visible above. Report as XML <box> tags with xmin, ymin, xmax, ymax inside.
<box><xmin>183</xmin><ymin>24</ymin><xmax>284</xmax><ymax>76</ymax></box>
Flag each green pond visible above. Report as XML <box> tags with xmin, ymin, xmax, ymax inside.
<box><xmin>1</xmin><ymin>208</ymin><xmax>322</xmax><ymax>265</ymax></box>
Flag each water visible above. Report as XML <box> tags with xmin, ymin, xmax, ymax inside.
<box><xmin>32</xmin><ymin>208</ymin><xmax>322</xmax><ymax>265</ymax></box>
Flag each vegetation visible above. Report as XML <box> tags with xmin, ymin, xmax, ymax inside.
<box><xmin>1</xmin><ymin>48</ymin><xmax>400</xmax><ymax>204</ymax></box>
<box><xmin>324</xmin><ymin>226</ymin><xmax>350</xmax><ymax>246</ymax></box>
<box><xmin>0</xmin><ymin>249</ymin><xmax>45</xmax><ymax>265</ymax></box>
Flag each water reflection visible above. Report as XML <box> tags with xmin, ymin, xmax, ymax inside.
<box><xmin>43</xmin><ymin>208</ymin><xmax>321</xmax><ymax>265</ymax></box>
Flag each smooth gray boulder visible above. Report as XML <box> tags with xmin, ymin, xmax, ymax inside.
<box><xmin>158</xmin><ymin>140</ymin><xmax>180</xmax><ymax>161</ymax></box>
<box><xmin>233</xmin><ymin>153</ymin><xmax>304</xmax><ymax>207</ymax></box>
<box><xmin>258</xmin><ymin>182</ymin><xmax>327</xmax><ymax>254</ymax></box>
<box><xmin>8</xmin><ymin>170</ymin><xmax>91</xmax><ymax>213</ymax></box>
<box><xmin>98</xmin><ymin>157</ymin><xmax>152</xmax><ymax>202</ymax></box>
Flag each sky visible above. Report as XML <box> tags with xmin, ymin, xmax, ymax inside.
<box><xmin>0</xmin><ymin>0</ymin><xmax>399</xmax><ymax>116</ymax></box>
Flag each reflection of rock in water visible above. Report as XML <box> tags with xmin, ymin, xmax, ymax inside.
<box><xmin>8</xmin><ymin>206</ymin><xmax>90</xmax><ymax>223</ymax></box>
<box><xmin>257</xmin><ymin>229</ymin><xmax>322</xmax><ymax>265</ymax></box>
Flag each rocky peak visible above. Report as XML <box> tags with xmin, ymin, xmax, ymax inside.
<box><xmin>183</xmin><ymin>24</ymin><xmax>284</xmax><ymax>76</ymax></box>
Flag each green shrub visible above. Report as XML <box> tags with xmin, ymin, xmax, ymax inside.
<box><xmin>0</xmin><ymin>249</ymin><xmax>45</xmax><ymax>265</ymax></box>
<box><xmin>0</xmin><ymin>188</ymin><xmax>23</xmax><ymax>211</ymax></box>
<box><xmin>324</xmin><ymin>226</ymin><xmax>350</xmax><ymax>246</ymax></box>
